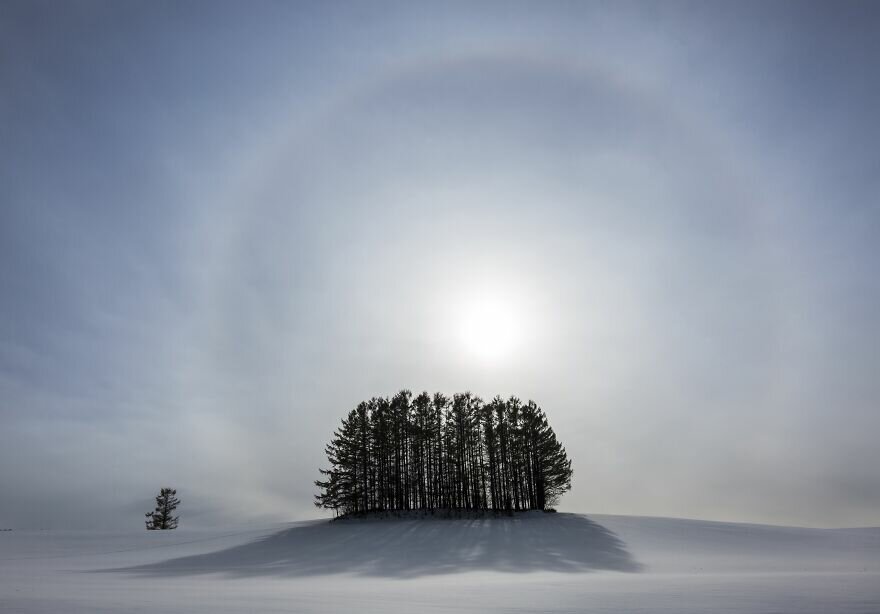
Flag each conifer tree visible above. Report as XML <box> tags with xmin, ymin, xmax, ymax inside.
<box><xmin>145</xmin><ymin>487</ymin><xmax>180</xmax><ymax>530</ymax></box>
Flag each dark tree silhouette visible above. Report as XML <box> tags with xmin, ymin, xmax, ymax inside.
<box><xmin>315</xmin><ymin>391</ymin><xmax>573</xmax><ymax>515</ymax></box>
<box><xmin>145</xmin><ymin>487</ymin><xmax>180</xmax><ymax>530</ymax></box>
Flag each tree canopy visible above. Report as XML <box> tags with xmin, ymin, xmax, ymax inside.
<box><xmin>315</xmin><ymin>391</ymin><xmax>572</xmax><ymax>516</ymax></box>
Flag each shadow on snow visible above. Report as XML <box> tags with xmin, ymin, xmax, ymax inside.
<box><xmin>107</xmin><ymin>512</ymin><xmax>642</xmax><ymax>579</ymax></box>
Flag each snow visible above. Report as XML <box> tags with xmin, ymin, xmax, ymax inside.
<box><xmin>1</xmin><ymin>512</ymin><xmax>878</xmax><ymax>613</ymax></box>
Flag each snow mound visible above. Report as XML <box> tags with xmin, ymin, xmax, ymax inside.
<box><xmin>115</xmin><ymin>512</ymin><xmax>640</xmax><ymax>578</ymax></box>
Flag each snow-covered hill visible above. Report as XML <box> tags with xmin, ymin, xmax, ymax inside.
<box><xmin>1</xmin><ymin>513</ymin><xmax>878</xmax><ymax>613</ymax></box>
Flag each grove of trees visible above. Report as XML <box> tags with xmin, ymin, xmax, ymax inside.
<box><xmin>315</xmin><ymin>391</ymin><xmax>573</xmax><ymax>516</ymax></box>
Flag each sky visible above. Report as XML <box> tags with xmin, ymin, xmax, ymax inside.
<box><xmin>1</xmin><ymin>1</ymin><xmax>879</xmax><ymax>529</ymax></box>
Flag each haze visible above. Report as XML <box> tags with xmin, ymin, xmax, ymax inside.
<box><xmin>1</xmin><ymin>1</ymin><xmax>879</xmax><ymax>529</ymax></box>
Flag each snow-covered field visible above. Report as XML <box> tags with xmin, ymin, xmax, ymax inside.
<box><xmin>2</xmin><ymin>512</ymin><xmax>878</xmax><ymax>613</ymax></box>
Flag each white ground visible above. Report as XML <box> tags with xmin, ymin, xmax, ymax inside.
<box><xmin>1</xmin><ymin>512</ymin><xmax>878</xmax><ymax>613</ymax></box>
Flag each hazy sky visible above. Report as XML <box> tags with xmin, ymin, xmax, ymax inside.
<box><xmin>2</xmin><ymin>1</ymin><xmax>879</xmax><ymax>529</ymax></box>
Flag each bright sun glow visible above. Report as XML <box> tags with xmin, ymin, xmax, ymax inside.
<box><xmin>458</xmin><ymin>295</ymin><xmax>522</xmax><ymax>364</ymax></box>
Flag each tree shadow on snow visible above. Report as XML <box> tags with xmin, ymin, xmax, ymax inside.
<box><xmin>108</xmin><ymin>513</ymin><xmax>642</xmax><ymax>579</ymax></box>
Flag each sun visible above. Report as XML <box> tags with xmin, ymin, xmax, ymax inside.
<box><xmin>458</xmin><ymin>295</ymin><xmax>522</xmax><ymax>364</ymax></box>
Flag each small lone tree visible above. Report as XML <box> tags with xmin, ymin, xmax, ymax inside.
<box><xmin>145</xmin><ymin>488</ymin><xmax>180</xmax><ymax>530</ymax></box>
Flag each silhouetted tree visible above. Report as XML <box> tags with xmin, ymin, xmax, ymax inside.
<box><xmin>315</xmin><ymin>391</ymin><xmax>573</xmax><ymax>516</ymax></box>
<box><xmin>145</xmin><ymin>488</ymin><xmax>180</xmax><ymax>530</ymax></box>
